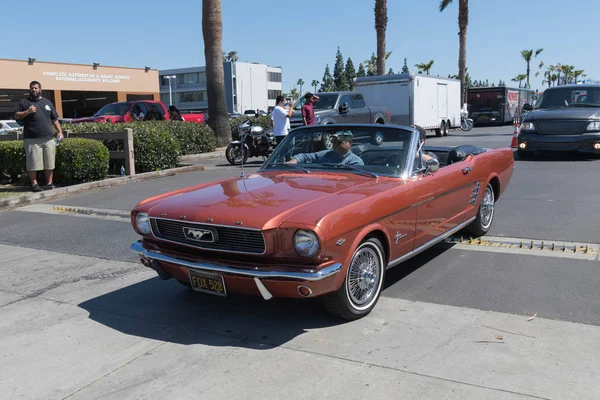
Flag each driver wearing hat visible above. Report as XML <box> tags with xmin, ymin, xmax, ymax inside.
<box><xmin>288</xmin><ymin>131</ymin><xmax>364</xmax><ymax>165</ymax></box>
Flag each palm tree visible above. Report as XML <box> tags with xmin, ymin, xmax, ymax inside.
<box><xmin>573</xmin><ymin>69</ymin><xmax>586</xmax><ymax>84</ymax></box>
<box><xmin>289</xmin><ymin>87</ymin><xmax>299</xmax><ymax>100</ymax></box>
<box><xmin>311</xmin><ymin>79</ymin><xmax>319</xmax><ymax>92</ymax></box>
<box><xmin>415</xmin><ymin>60</ymin><xmax>434</xmax><ymax>75</ymax></box>
<box><xmin>440</xmin><ymin>0</ymin><xmax>468</xmax><ymax>104</ymax></box>
<box><xmin>520</xmin><ymin>48</ymin><xmax>543</xmax><ymax>88</ymax></box>
<box><xmin>203</xmin><ymin>0</ymin><xmax>231</xmax><ymax>146</ymax></box>
<box><xmin>297</xmin><ymin>79</ymin><xmax>305</xmax><ymax>95</ymax></box>
<box><xmin>374</xmin><ymin>0</ymin><xmax>388</xmax><ymax>75</ymax></box>
<box><xmin>561</xmin><ymin>64</ymin><xmax>574</xmax><ymax>85</ymax></box>
<box><xmin>511</xmin><ymin>74</ymin><xmax>527</xmax><ymax>88</ymax></box>
<box><xmin>226</xmin><ymin>51</ymin><xmax>239</xmax><ymax>62</ymax></box>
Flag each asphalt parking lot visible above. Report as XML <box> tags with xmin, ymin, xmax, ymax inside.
<box><xmin>1</xmin><ymin>124</ymin><xmax>599</xmax><ymax>399</ymax></box>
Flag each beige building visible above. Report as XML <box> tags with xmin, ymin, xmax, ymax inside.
<box><xmin>0</xmin><ymin>58</ymin><xmax>159</xmax><ymax>119</ymax></box>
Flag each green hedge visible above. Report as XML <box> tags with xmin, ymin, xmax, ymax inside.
<box><xmin>63</xmin><ymin>121</ymin><xmax>216</xmax><ymax>173</ymax></box>
<box><xmin>55</xmin><ymin>138</ymin><xmax>110</xmax><ymax>185</ymax></box>
<box><xmin>0</xmin><ymin>138</ymin><xmax>109</xmax><ymax>185</ymax></box>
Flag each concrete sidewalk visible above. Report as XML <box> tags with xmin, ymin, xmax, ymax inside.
<box><xmin>1</xmin><ymin>243</ymin><xmax>599</xmax><ymax>399</ymax></box>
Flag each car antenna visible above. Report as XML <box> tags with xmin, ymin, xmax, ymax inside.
<box><xmin>240</xmin><ymin>119</ymin><xmax>248</xmax><ymax>179</ymax></box>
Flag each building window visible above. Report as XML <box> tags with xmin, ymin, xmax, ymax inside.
<box><xmin>179</xmin><ymin>91</ymin><xmax>205</xmax><ymax>103</ymax></box>
<box><xmin>268</xmin><ymin>72</ymin><xmax>282</xmax><ymax>82</ymax></box>
<box><xmin>268</xmin><ymin>90</ymin><xmax>282</xmax><ymax>100</ymax></box>
<box><xmin>177</xmin><ymin>73</ymin><xmax>205</xmax><ymax>85</ymax></box>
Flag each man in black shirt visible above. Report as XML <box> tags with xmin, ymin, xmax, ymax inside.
<box><xmin>15</xmin><ymin>81</ymin><xmax>63</xmax><ymax>192</ymax></box>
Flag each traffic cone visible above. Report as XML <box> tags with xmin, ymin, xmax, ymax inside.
<box><xmin>510</xmin><ymin>122</ymin><xmax>519</xmax><ymax>148</ymax></box>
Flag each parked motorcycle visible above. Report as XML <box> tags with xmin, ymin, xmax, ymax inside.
<box><xmin>225</xmin><ymin>119</ymin><xmax>276</xmax><ymax>165</ymax></box>
<box><xmin>460</xmin><ymin>106</ymin><xmax>474</xmax><ymax>131</ymax></box>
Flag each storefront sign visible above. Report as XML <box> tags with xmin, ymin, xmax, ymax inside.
<box><xmin>42</xmin><ymin>71</ymin><xmax>130</xmax><ymax>84</ymax></box>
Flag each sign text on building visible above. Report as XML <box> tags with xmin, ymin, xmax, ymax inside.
<box><xmin>42</xmin><ymin>71</ymin><xmax>131</xmax><ymax>84</ymax></box>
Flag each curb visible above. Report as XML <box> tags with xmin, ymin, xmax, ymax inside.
<box><xmin>0</xmin><ymin>164</ymin><xmax>206</xmax><ymax>211</ymax></box>
<box><xmin>180</xmin><ymin>147</ymin><xmax>228</xmax><ymax>161</ymax></box>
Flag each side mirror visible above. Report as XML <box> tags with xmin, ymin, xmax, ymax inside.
<box><xmin>523</xmin><ymin>103</ymin><xmax>533</xmax><ymax>111</ymax></box>
<box><xmin>338</xmin><ymin>102</ymin><xmax>349</xmax><ymax>114</ymax></box>
<box><xmin>425</xmin><ymin>158</ymin><xmax>440</xmax><ymax>174</ymax></box>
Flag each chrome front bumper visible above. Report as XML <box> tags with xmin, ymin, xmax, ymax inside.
<box><xmin>130</xmin><ymin>241</ymin><xmax>342</xmax><ymax>299</ymax></box>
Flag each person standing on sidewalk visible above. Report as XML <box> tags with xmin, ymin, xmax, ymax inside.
<box><xmin>301</xmin><ymin>92</ymin><xmax>319</xmax><ymax>126</ymax></box>
<box><xmin>14</xmin><ymin>81</ymin><xmax>63</xmax><ymax>192</ymax></box>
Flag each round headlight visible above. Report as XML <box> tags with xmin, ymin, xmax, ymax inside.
<box><xmin>135</xmin><ymin>212</ymin><xmax>151</xmax><ymax>235</ymax></box>
<box><xmin>293</xmin><ymin>229</ymin><xmax>320</xmax><ymax>257</ymax></box>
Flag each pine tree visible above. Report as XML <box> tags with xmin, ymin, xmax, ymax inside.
<box><xmin>401</xmin><ymin>58</ymin><xmax>409</xmax><ymax>74</ymax></box>
<box><xmin>333</xmin><ymin>47</ymin><xmax>349</xmax><ymax>91</ymax></box>
<box><xmin>387</xmin><ymin>68</ymin><xmax>394</xmax><ymax>75</ymax></box>
<box><xmin>345</xmin><ymin>58</ymin><xmax>357</xmax><ymax>90</ymax></box>
<box><xmin>320</xmin><ymin>64</ymin><xmax>334</xmax><ymax>92</ymax></box>
<box><xmin>357</xmin><ymin>64</ymin><xmax>366</xmax><ymax>78</ymax></box>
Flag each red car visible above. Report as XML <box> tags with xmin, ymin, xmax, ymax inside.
<box><xmin>129</xmin><ymin>124</ymin><xmax>514</xmax><ymax>320</ymax></box>
<box><xmin>70</xmin><ymin>101</ymin><xmax>204</xmax><ymax>124</ymax></box>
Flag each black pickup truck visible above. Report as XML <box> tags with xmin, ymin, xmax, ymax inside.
<box><xmin>517</xmin><ymin>84</ymin><xmax>600</xmax><ymax>159</ymax></box>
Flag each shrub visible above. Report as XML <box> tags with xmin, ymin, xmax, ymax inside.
<box><xmin>0</xmin><ymin>138</ymin><xmax>109</xmax><ymax>185</ymax></box>
<box><xmin>54</xmin><ymin>138</ymin><xmax>109</xmax><ymax>185</ymax></box>
<box><xmin>64</xmin><ymin>121</ymin><xmax>186</xmax><ymax>173</ymax></box>
<box><xmin>0</xmin><ymin>141</ymin><xmax>25</xmax><ymax>181</ymax></box>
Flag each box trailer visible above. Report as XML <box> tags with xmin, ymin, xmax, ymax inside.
<box><xmin>467</xmin><ymin>86</ymin><xmax>533</xmax><ymax>125</ymax></box>
<box><xmin>354</xmin><ymin>73</ymin><xmax>462</xmax><ymax>136</ymax></box>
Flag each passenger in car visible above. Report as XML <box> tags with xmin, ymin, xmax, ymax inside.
<box><xmin>288</xmin><ymin>131</ymin><xmax>364</xmax><ymax>166</ymax></box>
<box><xmin>412</xmin><ymin>125</ymin><xmax>438</xmax><ymax>165</ymax></box>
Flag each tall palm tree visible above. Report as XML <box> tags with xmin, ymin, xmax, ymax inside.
<box><xmin>561</xmin><ymin>64</ymin><xmax>574</xmax><ymax>85</ymax></box>
<box><xmin>311</xmin><ymin>79</ymin><xmax>319</xmax><ymax>92</ymax></box>
<box><xmin>226</xmin><ymin>51</ymin><xmax>239</xmax><ymax>62</ymax></box>
<box><xmin>415</xmin><ymin>60</ymin><xmax>434</xmax><ymax>75</ymax></box>
<box><xmin>440</xmin><ymin>0</ymin><xmax>468</xmax><ymax>104</ymax></box>
<box><xmin>297</xmin><ymin>79</ymin><xmax>305</xmax><ymax>95</ymax></box>
<box><xmin>520</xmin><ymin>48</ymin><xmax>543</xmax><ymax>88</ymax></box>
<box><xmin>203</xmin><ymin>0</ymin><xmax>231</xmax><ymax>146</ymax></box>
<box><xmin>374</xmin><ymin>0</ymin><xmax>388</xmax><ymax>75</ymax></box>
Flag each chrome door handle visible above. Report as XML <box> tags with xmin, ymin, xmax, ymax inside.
<box><xmin>462</xmin><ymin>167</ymin><xmax>471</xmax><ymax>175</ymax></box>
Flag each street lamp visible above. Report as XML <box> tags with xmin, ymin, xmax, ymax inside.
<box><xmin>165</xmin><ymin>75</ymin><xmax>176</xmax><ymax>105</ymax></box>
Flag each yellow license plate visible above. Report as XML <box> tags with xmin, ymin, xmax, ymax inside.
<box><xmin>189</xmin><ymin>269</ymin><xmax>227</xmax><ymax>297</ymax></box>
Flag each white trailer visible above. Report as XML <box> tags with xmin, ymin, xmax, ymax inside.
<box><xmin>354</xmin><ymin>73</ymin><xmax>462</xmax><ymax>136</ymax></box>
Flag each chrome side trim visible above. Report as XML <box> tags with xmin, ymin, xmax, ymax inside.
<box><xmin>387</xmin><ymin>216</ymin><xmax>476</xmax><ymax>269</ymax></box>
<box><xmin>131</xmin><ymin>241</ymin><xmax>342</xmax><ymax>281</ymax></box>
<box><xmin>254</xmin><ymin>278</ymin><xmax>273</xmax><ymax>300</ymax></box>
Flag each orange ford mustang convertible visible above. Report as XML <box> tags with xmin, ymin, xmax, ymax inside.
<box><xmin>130</xmin><ymin>124</ymin><xmax>514</xmax><ymax>320</ymax></box>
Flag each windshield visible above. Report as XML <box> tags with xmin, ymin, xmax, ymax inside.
<box><xmin>262</xmin><ymin>126</ymin><xmax>417</xmax><ymax>177</ymax></box>
<box><xmin>293</xmin><ymin>93</ymin><xmax>339</xmax><ymax>111</ymax></box>
<box><xmin>535</xmin><ymin>87</ymin><xmax>600</xmax><ymax>108</ymax></box>
<box><xmin>467</xmin><ymin>89</ymin><xmax>504</xmax><ymax>113</ymax></box>
<box><xmin>94</xmin><ymin>102</ymin><xmax>130</xmax><ymax>116</ymax></box>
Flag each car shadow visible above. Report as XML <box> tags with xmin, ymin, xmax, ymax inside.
<box><xmin>78</xmin><ymin>243</ymin><xmax>453</xmax><ymax>349</ymax></box>
<box><xmin>383</xmin><ymin>245</ymin><xmax>450</xmax><ymax>290</ymax></box>
<box><xmin>77</xmin><ymin>276</ymin><xmax>345</xmax><ymax>350</ymax></box>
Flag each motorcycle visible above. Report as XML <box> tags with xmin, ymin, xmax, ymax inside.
<box><xmin>460</xmin><ymin>105</ymin><xmax>474</xmax><ymax>131</ymax></box>
<box><xmin>225</xmin><ymin>119</ymin><xmax>276</xmax><ymax>165</ymax></box>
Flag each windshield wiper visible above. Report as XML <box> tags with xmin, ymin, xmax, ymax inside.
<box><xmin>320</xmin><ymin>163</ymin><xmax>378</xmax><ymax>178</ymax></box>
<box><xmin>265</xmin><ymin>163</ymin><xmax>310</xmax><ymax>173</ymax></box>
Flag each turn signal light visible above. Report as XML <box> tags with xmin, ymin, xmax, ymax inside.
<box><xmin>297</xmin><ymin>285</ymin><xmax>312</xmax><ymax>297</ymax></box>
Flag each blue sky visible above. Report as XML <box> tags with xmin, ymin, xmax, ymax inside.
<box><xmin>2</xmin><ymin>0</ymin><xmax>599</xmax><ymax>93</ymax></box>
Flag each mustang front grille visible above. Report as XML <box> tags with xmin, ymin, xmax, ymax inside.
<box><xmin>149</xmin><ymin>219</ymin><xmax>266</xmax><ymax>254</ymax></box>
<box><xmin>536</xmin><ymin>121</ymin><xmax>587</xmax><ymax>135</ymax></box>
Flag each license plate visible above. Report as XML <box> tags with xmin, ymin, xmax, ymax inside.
<box><xmin>188</xmin><ymin>269</ymin><xmax>227</xmax><ymax>297</ymax></box>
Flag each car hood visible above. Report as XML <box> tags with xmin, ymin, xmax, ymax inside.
<box><xmin>525</xmin><ymin>107</ymin><xmax>600</xmax><ymax>121</ymax></box>
<box><xmin>141</xmin><ymin>172</ymin><xmax>391</xmax><ymax>231</ymax></box>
